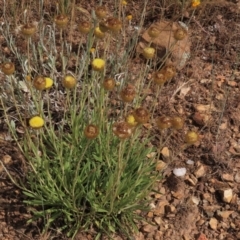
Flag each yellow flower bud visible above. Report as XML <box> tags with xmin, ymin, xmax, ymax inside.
<box><xmin>142</xmin><ymin>47</ymin><xmax>155</xmax><ymax>59</ymax></box>
<box><xmin>184</xmin><ymin>131</ymin><xmax>199</xmax><ymax>144</ymax></box>
<box><xmin>44</xmin><ymin>77</ymin><xmax>53</xmax><ymax>89</ymax></box>
<box><xmin>126</xmin><ymin>15</ymin><xmax>133</xmax><ymax>21</ymax></box>
<box><xmin>29</xmin><ymin>116</ymin><xmax>44</xmax><ymax>129</ymax></box>
<box><xmin>148</xmin><ymin>26</ymin><xmax>160</xmax><ymax>38</ymax></box>
<box><xmin>62</xmin><ymin>75</ymin><xmax>77</xmax><ymax>89</ymax></box>
<box><xmin>94</xmin><ymin>27</ymin><xmax>105</xmax><ymax>39</ymax></box>
<box><xmin>192</xmin><ymin>0</ymin><xmax>200</xmax><ymax>8</ymax></box>
<box><xmin>126</xmin><ymin>114</ymin><xmax>138</xmax><ymax>127</ymax></box>
<box><xmin>91</xmin><ymin>58</ymin><xmax>105</xmax><ymax>71</ymax></box>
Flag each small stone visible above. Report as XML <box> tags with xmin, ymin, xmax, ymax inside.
<box><xmin>161</xmin><ymin>147</ymin><xmax>170</xmax><ymax>158</ymax></box>
<box><xmin>234</xmin><ymin>172</ymin><xmax>240</xmax><ymax>183</ymax></box>
<box><xmin>194</xmin><ymin>164</ymin><xmax>206</xmax><ymax>178</ymax></box>
<box><xmin>164</xmin><ymin>204</ymin><xmax>176</xmax><ymax>213</ymax></box>
<box><xmin>222</xmin><ymin>173</ymin><xmax>234</xmax><ymax>182</ymax></box>
<box><xmin>197</xmin><ymin>233</ymin><xmax>208</xmax><ymax>240</ymax></box>
<box><xmin>186</xmin><ymin>174</ymin><xmax>198</xmax><ymax>186</ymax></box>
<box><xmin>196</xmin><ymin>219</ymin><xmax>205</xmax><ymax>226</ymax></box>
<box><xmin>209</xmin><ymin>217</ymin><xmax>218</xmax><ymax>230</ymax></box>
<box><xmin>147</xmin><ymin>211</ymin><xmax>154</xmax><ymax>218</ymax></box>
<box><xmin>154</xmin><ymin>216</ymin><xmax>163</xmax><ymax>225</ymax></box>
<box><xmin>191</xmin><ymin>196</ymin><xmax>200</xmax><ymax>205</ymax></box>
<box><xmin>221</xmin><ymin>189</ymin><xmax>233</xmax><ymax>203</ymax></box>
<box><xmin>142</xmin><ymin>223</ymin><xmax>158</xmax><ymax>233</ymax></box>
<box><xmin>156</xmin><ymin>160</ymin><xmax>167</xmax><ymax>171</ymax></box>
<box><xmin>217</xmin><ymin>210</ymin><xmax>234</xmax><ymax>219</ymax></box>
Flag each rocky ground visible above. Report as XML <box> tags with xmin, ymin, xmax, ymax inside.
<box><xmin>0</xmin><ymin>0</ymin><xmax>240</xmax><ymax>239</ymax></box>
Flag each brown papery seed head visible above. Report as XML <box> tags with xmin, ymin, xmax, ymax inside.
<box><xmin>133</xmin><ymin>107</ymin><xmax>150</xmax><ymax>124</ymax></box>
<box><xmin>113</xmin><ymin>122</ymin><xmax>132</xmax><ymax>139</ymax></box>
<box><xmin>156</xmin><ymin>116</ymin><xmax>172</xmax><ymax>130</ymax></box>
<box><xmin>55</xmin><ymin>15</ymin><xmax>69</xmax><ymax>28</ymax></box>
<box><xmin>33</xmin><ymin>76</ymin><xmax>46</xmax><ymax>90</ymax></box>
<box><xmin>1</xmin><ymin>62</ymin><xmax>15</xmax><ymax>75</ymax></box>
<box><xmin>78</xmin><ymin>21</ymin><xmax>92</xmax><ymax>34</ymax></box>
<box><xmin>21</xmin><ymin>23</ymin><xmax>37</xmax><ymax>37</ymax></box>
<box><xmin>84</xmin><ymin>124</ymin><xmax>99</xmax><ymax>139</ymax></box>
<box><xmin>120</xmin><ymin>84</ymin><xmax>136</xmax><ymax>103</ymax></box>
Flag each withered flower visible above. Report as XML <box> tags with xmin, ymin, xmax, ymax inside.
<box><xmin>84</xmin><ymin>124</ymin><xmax>99</xmax><ymax>139</ymax></box>
<box><xmin>120</xmin><ymin>84</ymin><xmax>136</xmax><ymax>103</ymax></box>
<box><xmin>113</xmin><ymin>122</ymin><xmax>132</xmax><ymax>139</ymax></box>
<box><xmin>156</xmin><ymin>116</ymin><xmax>172</xmax><ymax>130</ymax></box>
<box><xmin>133</xmin><ymin>107</ymin><xmax>150</xmax><ymax>124</ymax></box>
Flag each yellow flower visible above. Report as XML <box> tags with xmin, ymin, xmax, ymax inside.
<box><xmin>62</xmin><ymin>75</ymin><xmax>77</xmax><ymax>89</ymax></box>
<box><xmin>122</xmin><ymin>0</ymin><xmax>127</xmax><ymax>6</ymax></box>
<box><xmin>126</xmin><ymin>15</ymin><xmax>132</xmax><ymax>21</ymax></box>
<box><xmin>29</xmin><ymin>116</ymin><xmax>44</xmax><ymax>129</ymax></box>
<box><xmin>91</xmin><ymin>58</ymin><xmax>105</xmax><ymax>71</ymax></box>
<box><xmin>191</xmin><ymin>0</ymin><xmax>200</xmax><ymax>7</ymax></box>
<box><xmin>94</xmin><ymin>27</ymin><xmax>105</xmax><ymax>39</ymax></box>
<box><xmin>90</xmin><ymin>48</ymin><xmax>96</xmax><ymax>53</ymax></box>
<box><xmin>44</xmin><ymin>77</ymin><xmax>53</xmax><ymax>89</ymax></box>
<box><xmin>126</xmin><ymin>114</ymin><xmax>138</xmax><ymax>127</ymax></box>
<box><xmin>25</xmin><ymin>75</ymin><xmax>31</xmax><ymax>81</ymax></box>
<box><xmin>142</xmin><ymin>47</ymin><xmax>155</xmax><ymax>59</ymax></box>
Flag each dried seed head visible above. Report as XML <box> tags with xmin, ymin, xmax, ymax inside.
<box><xmin>84</xmin><ymin>124</ymin><xmax>99</xmax><ymax>139</ymax></box>
<box><xmin>142</xmin><ymin>47</ymin><xmax>155</xmax><ymax>59</ymax></box>
<box><xmin>62</xmin><ymin>75</ymin><xmax>77</xmax><ymax>89</ymax></box>
<box><xmin>171</xmin><ymin>116</ymin><xmax>184</xmax><ymax>130</ymax></box>
<box><xmin>78</xmin><ymin>21</ymin><xmax>92</xmax><ymax>34</ymax></box>
<box><xmin>133</xmin><ymin>107</ymin><xmax>150</xmax><ymax>124</ymax></box>
<box><xmin>95</xmin><ymin>6</ymin><xmax>107</xmax><ymax>19</ymax></box>
<box><xmin>1</xmin><ymin>62</ymin><xmax>15</xmax><ymax>75</ymax></box>
<box><xmin>91</xmin><ymin>58</ymin><xmax>105</xmax><ymax>71</ymax></box>
<box><xmin>152</xmin><ymin>71</ymin><xmax>167</xmax><ymax>85</ymax></box>
<box><xmin>102</xmin><ymin>78</ymin><xmax>115</xmax><ymax>91</ymax></box>
<box><xmin>94</xmin><ymin>27</ymin><xmax>105</xmax><ymax>39</ymax></box>
<box><xmin>148</xmin><ymin>26</ymin><xmax>160</xmax><ymax>38</ymax></box>
<box><xmin>113</xmin><ymin>122</ymin><xmax>132</xmax><ymax>139</ymax></box>
<box><xmin>21</xmin><ymin>23</ymin><xmax>37</xmax><ymax>37</ymax></box>
<box><xmin>105</xmin><ymin>17</ymin><xmax>122</xmax><ymax>32</ymax></box>
<box><xmin>162</xmin><ymin>64</ymin><xmax>176</xmax><ymax>80</ymax></box>
<box><xmin>33</xmin><ymin>76</ymin><xmax>46</xmax><ymax>90</ymax></box>
<box><xmin>99</xmin><ymin>21</ymin><xmax>109</xmax><ymax>33</ymax></box>
<box><xmin>156</xmin><ymin>116</ymin><xmax>172</xmax><ymax>130</ymax></box>
<box><xmin>184</xmin><ymin>131</ymin><xmax>199</xmax><ymax>144</ymax></box>
<box><xmin>120</xmin><ymin>84</ymin><xmax>136</xmax><ymax>103</ymax></box>
<box><xmin>55</xmin><ymin>14</ymin><xmax>69</xmax><ymax>29</ymax></box>
<box><xmin>174</xmin><ymin>28</ymin><xmax>187</xmax><ymax>41</ymax></box>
